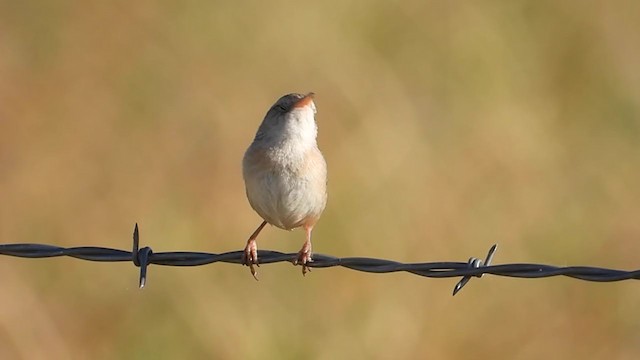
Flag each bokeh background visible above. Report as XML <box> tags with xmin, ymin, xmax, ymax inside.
<box><xmin>1</xmin><ymin>1</ymin><xmax>640</xmax><ymax>359</ymax></box>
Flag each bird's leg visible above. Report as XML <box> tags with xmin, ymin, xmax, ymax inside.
<box><xmin>294</xmin><ymin>225</ymin><xmax>314</xmax><ymax>276</ymax></box>
<box><xmin>243</xmin><ymin>220</ymin><xmax>267</xmax><ymax>280</ymax></box>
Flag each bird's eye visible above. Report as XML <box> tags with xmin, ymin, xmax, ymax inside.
<box><xmin>275</xmin><ymin>104</ymin><xmax>287</xmax><ymax>111</ymax></box>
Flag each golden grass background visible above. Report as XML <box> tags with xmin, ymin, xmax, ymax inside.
<box><xmin>1</xmin><ymin>1</ymin><xmax>640</xmax><ymax>358</ymax></box>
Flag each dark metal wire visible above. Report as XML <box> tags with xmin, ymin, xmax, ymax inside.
<box><xmin>1</xmin><ymin>224</ymin><xmax>638</xmax><ymax>295</ymax></box>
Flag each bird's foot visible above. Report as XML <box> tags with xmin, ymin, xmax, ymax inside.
<box><xmin>242</xmin><ymin>239</ymin><xmax>259</xmax><ymax>280</ymax></box>
<box><xmin>293</xmin><ymin>244</ymin><xmax>313</xmax><ymax>276</ymax></box>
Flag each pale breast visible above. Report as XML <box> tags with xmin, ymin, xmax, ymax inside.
<box><xmin>243</xmin><ymin>145</ymin><xmax>327</xmax><ymax>230</ymax></box>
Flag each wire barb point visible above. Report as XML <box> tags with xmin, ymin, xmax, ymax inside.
<box><xmin>137</xmin><ymin>247</ymin><xmax>152</xmax><ymax>288</ymax></box>
<box><xmin>131</xmin><ymin>223</ymin><xmax>153</xmax><ymax>289</ymax></box>
<box><xmin>132</xmin><ymin>223</ymin><xmax>140</xmax><ymax>266</ymax></box>
<box><xmin>452</xmin><ymin>244</ymin><xmax>499</xmax><ymax>296</ymax></box>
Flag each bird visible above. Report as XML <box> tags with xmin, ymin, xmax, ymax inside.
<box><xmin>242</xmin><ymin>92</ymin><xmax>327</xmax><ymax>279</ymax></box>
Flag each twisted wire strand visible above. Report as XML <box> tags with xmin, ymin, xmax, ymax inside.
<box><xmin>1</xmin><ymin>224</ymin><xmax>638</xmax><ymax>295</ymax></box>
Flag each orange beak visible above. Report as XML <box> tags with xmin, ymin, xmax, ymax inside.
<box><xmin>292</xmin><ymin>92</ymin><xmax>315</xmax><ymax>109</ymax></box>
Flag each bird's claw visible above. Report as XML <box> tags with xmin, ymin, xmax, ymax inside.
<box><xmin>293</xmin><ymin>250</ymin><xmax>313</xmax><ymax>276</ymax></box>
<box><xmin>242</xmin><ymin>240</ymin><xmax>260</xmax><ymax>280</ymax></box>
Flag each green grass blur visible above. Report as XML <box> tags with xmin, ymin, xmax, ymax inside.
<box><xmin>1</xmin><ymin>1</ymin><xmax>639</xmax><ymax>359</ymax></box>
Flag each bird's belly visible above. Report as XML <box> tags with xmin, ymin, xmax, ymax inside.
<box><xmin>245</xmin><ymin>167</ymin><xmax>326</xmax><ymax>230</ymax></box>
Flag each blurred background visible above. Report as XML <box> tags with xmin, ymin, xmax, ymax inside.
<box><xmin>1</xmin><ymin>0</ymin><xmax>639</xmax><ymax>358</ymax></box>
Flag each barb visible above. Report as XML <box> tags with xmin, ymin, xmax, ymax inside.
<box><xmin>1</xmin><ymin>224</ymin><xmax>638</xmax><ymax>295</ymax></box>
<box><xmin>452</xmin><ymin>244</ymin><xmax>498</xmax><ymax>296</ymax></box>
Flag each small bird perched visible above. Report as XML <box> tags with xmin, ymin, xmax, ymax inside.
<box><xmin>242</xmin><ymin>92</ymin><xmax>327</xmax><ymax>279</ymax></box>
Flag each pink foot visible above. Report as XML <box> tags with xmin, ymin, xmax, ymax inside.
<box><xmin>242</xmin><ymin>239</ymin><xmax>259</xmax><ymax>280</ymax></box>
<box><xmin>293</xmin><ymin>241</ymin><xmax>313</xmax><ymax>276</ymax></box>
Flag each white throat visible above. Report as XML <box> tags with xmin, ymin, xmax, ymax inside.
<box><xmin>282</xmin><ymin>106</ymin><xmax>318</xmax><ymax>147</ymax></box>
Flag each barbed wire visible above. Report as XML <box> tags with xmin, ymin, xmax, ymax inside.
<box><xmin>1</xmin><ymin>224</ymin><xmax>638</xmax><ymax>295</ymax></box>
